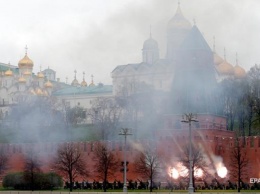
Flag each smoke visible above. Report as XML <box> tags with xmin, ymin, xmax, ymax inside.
<box><xmin>209</xmin><ymin>154</ymin><xmax>228</xmax><ymax>178</ymax></box>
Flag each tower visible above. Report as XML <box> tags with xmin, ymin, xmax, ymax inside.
<box><xmin>142</xmin><ymin>30</ymin><xmax>159</xmax><ymax>64</ymax></box>
<box><xmin>170</xmin><ymin>25</ymin><xmax>218</xmax><ymax>114</ymax></box>
<box><xmin>166</xmin><ymin>2</ymin><xmax>192</xmax><ymax>62</ymax></box>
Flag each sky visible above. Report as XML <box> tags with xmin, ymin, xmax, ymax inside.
<box><xmin>0</xmin><ymin>0</ymin><xmax>259</xmax><ymax>85</ymax></box>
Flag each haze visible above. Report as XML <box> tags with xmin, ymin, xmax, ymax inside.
<box><xmin>0</xmin><ymin>0</ymin><xmax>259</xmax><ymax>84</ymax></box>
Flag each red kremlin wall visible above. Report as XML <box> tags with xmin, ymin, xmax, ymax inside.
<box><xmin>0</xmin><ymin>114</ymin><xmax>260</xmax><ymax>184</ymax></box>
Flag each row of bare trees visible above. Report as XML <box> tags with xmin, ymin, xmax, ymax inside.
<box><xmin>0</xmin><ymin>138</ymin><xmax>250</xmax><ymax>192</ymax></box>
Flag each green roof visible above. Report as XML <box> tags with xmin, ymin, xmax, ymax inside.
<box><xmin>52</xmin><ymin>84</ymin><xmax>113</xmax><ymax>96</ymax></box>
<box><xmin>0</xmin><ymin>63</ymin><xmax>19</xmax><ymax>74</ymax></box>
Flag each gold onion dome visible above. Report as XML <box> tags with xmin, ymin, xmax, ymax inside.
<box><xmin>167</xmin><ymin>4</ymin><xmax>192</xmax><ymax>30</ymax></box>
<box><xmin>213</xmin><ymin>53</ymin><xmax>224</xmax><ymax>66</ymax></box>
<box><xmin>216</xmin><ymin>60</ymin><xmax>234</xmax><ymax>75</ymax></box>
<box><xmin>89</xmin><ymin>82</ymin><xmax>95</xmax><ymax>87</ymax></box>
<box><xmin>18</xmin><ymin>76</ymin><xmax>26</xmax><ymax>83</ymax></box>
<box><xmin>18</xmin><ymin>54</ymin><xmax>34</xmax><ymax>69</ymax></box>
<box><xmin>89</xmin><ymin>74</ymin><xmax>95</xmax><ymax>86</ymax></box>
<box><xmin>36</xmin><ymin>88</ymin><xmax>44</xmax><ymax>96</ymax></box>
<box><xmin>81</xmin><ymin>80</ymin><xmax>87</xmax><ymax>87</ymax></box>
<box><xmin>234</xmin><ymin>65</ymin><xmax>246</xmax><ymax>78</ymax></box>
<box><xmin>71</xmin><ymin>79</ymin><xmax>79</xmax><ymax>86</ymax></box>
<box><xmin>37</xmin><ymin>72</ymin><xmax>44</xmax><ymax>78</ymax></box>
<box><xmin>4</xmin><ymin>69</ymin><xmax>13</xmax><ymax>76</ymax></box>
<box><xmin>44</xmin><ymin>80</ymin><xmax>53</xmax><ymax>88</ymax></box>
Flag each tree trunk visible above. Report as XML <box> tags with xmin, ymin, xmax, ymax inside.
<box><xmin>103</xmin><ymin>180</ymin><xmax>107</xmax><ymax>192</ymax></box>
<box><xmin>150</xmin><ymin>174</ymin><xmax>153</xmax><ymax>192</ymax></box>
<box><xmin>69</xmin><ymin>173</ymin><xmax>73</xmax><ymax>192</ymax></box>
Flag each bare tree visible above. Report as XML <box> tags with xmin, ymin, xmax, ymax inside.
<box><xmin>87</xmin><ymin>98</ymin><xmax>122</xmax><ymax>140</ymax></box>
<box><xmin>66</xmin><ymin>106</ymin><xmax>86</xmax><ymax>127</ymax></box>
<box><xmin>229</xmin><ymin>137</ymin><xmax>249</xmax><ymax>192</ymax></box>
<box><xmin>115</xmin><ymin>81</ymin><xmax>162</xmax><ymax>139</ymax></box>
<box><xmin>52</xmin><ymin>142</ymin><xmax>88</xmax><ymax>191</ymax></box>
<box><xmin>23</xmin><ymin>146</ymin><xmax>42</xmax><ymax>191</ymax></box>
<box><xmin>93</xmin><ymin>142</ymin><xmax>119</xmax><ymax>192</ymax></box>
<box><xmin>0</xmin><ymin>147</ymin><xmax>8</xmax><ymax>177</ymax></box>
<box><xmin>179</xmin><ymin>144</ymin><xmax>209</xmax><ymax>191</ymax></box>
<box><xmin>134</xmin><ymin>147</ymin><xmax>161</xmax><ymax>192</ymax></box>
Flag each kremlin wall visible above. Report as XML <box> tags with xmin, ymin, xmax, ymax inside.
<box><xmin>0</xmin><ymin>115</ymin><xmax>259</xmax><ymax>185</ymax></box>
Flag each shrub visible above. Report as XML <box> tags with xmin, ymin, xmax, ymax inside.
<box><xmin>3</xmin><ymin>172</ymin><xmax>63</xmax><ymax>190</ymax></box>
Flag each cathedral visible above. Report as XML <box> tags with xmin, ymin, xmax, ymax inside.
<box><xmin>111</xmin><ymin>3</ymin><xmax>246</xmax><ymax>97</ymax></box>
<box><xmin>0</xmin><ymin>48</ymin><xmax>56</xmax><ymax>118</ymax></box>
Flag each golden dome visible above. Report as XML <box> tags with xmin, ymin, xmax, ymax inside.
<box><xmin>71</xmin><ymin>79</ymin><xmax>79</xmax><ymax>86</ymax></box>
<box><xmin>18</xmin><ymin>76</ymin><xmax>26</xmax><ymax>83</ymax></box>
<box><xmin>44</xmin><ymin>80</ymin><xmax>53</xmax><ymax>88</ymax></box>
<box><xmin>213</xmin><ymin>53</ymin><xmax>224</xmax><ymax>65</ymax></box>
<box><xmin>18</xmin><ymin>54</ymin><xmax>34</xmax><ymax>69</ymax></box>
<box><xmin>4</xmin><ymin>69</ymin><xmax>13</xmax><ymax>76</ymax></box>
<box><xmin>36</xmin><ymin>88</ymin><xmax>44</xmax><ymax>96</ymax></box>
<box><xmin>37</xmin><ymin>72</ymin><xmax>45</xmax><ymax>79</ymax></box>
<box><xmin>216</xmin><ymin>61</ymin><xmax>234</xmax><ymax>75</ymax></box>
<box><xmin>167</xmin><ymin>5</ymin><xmax>192</xmax><ymax>31</ymax></box>
<box><xmin>81</xmin><ymin>79</ymin><xmax>87</xmax><ymax>87</ymax></box>
<box><xmin>23</xmin><ymin>70</ymin><xmax>32</xmax><ymax>76</ymax></box>
<box><xmin>89</xmin><ymin>82</ymin><xmax>95</xmax><ymax>87</ymax></box>
<box><xmin>234</xmin><ymin>65</ymin><xmax>246</xmax><ymax>78</ymax></box>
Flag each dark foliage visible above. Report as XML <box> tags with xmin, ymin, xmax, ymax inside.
<box><xmin>3</xmin><ymin>172</ymin><xmax>62</xmax><ymax>190</ymax></box>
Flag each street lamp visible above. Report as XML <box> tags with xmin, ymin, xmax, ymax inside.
<box><xmin>119</xmin><ymin>128</ymin><xmax>132</xmax><ymax>192</ymax></box>
<box><xmin>181</xmin><ymin>113</ymin><xmax>198</xmax><ymax>194</ymax></box>
<box><xmin>50</xmin><ymin>169</ymin><xmax>54</xmax><ymax>192</ymax></box>
<box><xmin>170</xmin><ymin>167</ymin><xmax>173</xmax><ymax>192</ymax></box>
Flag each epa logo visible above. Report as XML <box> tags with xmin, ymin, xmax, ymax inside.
<box><xmin>250</xmin><ymin>178</ymin><xmax>260</xmax><ymax>183</ymax></box>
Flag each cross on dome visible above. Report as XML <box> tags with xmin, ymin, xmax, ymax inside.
<box><xmin>25</xmin><ymin>45</ymin><xmax>28</xmax><ymax>55</ymax></box>
<box><xmin>236</xmin><ymin>52</ymin><xmax>238</xmax><ymax>65</ymax></box>
<box><xmin>74</xmin><ymin>70</ymin><xmax>77</xmax><ymax>79</ymax></box>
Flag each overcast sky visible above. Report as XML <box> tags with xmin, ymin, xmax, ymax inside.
<box><xmin>0</xmin><ymin>0</ymin><xmax>259</xmax><ymax>84</ymax></box>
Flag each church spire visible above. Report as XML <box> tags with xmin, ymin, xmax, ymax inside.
<box><xmin>236</xmin><ymin>52</ymin><xmax>238</xmax><ymax>66</ymax></box>
<box><xmin>74</xmin><ymin>70</ymin><xmax>77</xmax><ymax>79</ymax></box>
<box><xmin>224</xmin><ymin>47</ymin><xmax>226</xmax><ymax>60</ymax></box>
<box><xmin>166</xmin><ymin>0</ymin><xmax>192</xmax><ymax>61</ymax></box>
<box><xmin>25</xmin><ymin>45</ymin><xmax>28</xmax><ymax>55</ymax></box>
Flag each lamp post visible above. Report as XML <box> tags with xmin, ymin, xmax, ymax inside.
<box><xmin>181</xmin><ymin>113</ymin><xmax>198</xmax><ymax>194</ymax></box>
<box><xmin>170</xmin><ymin>167</ymin><xmax>173</xmax><ymax>192</ymax></box>
<box><xmin>50</xmin><ymin>169</ymin><xmax>54</xmax><ymax>192</ymax></box>
<box><xmin>119</xmin><ymin>128</ymin><xmax>132</xmax><ymax>192</ymax></box>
